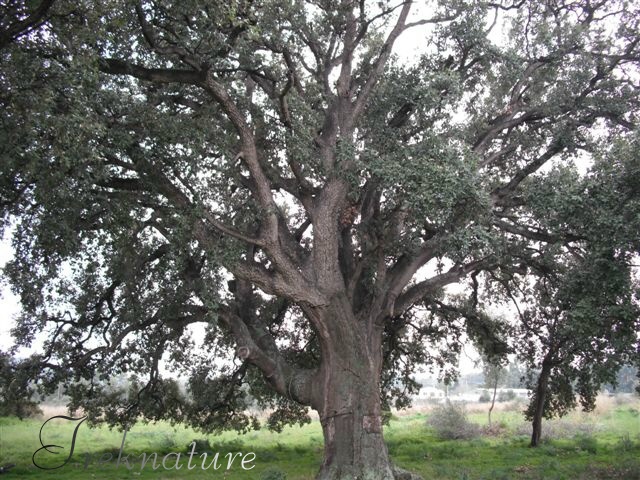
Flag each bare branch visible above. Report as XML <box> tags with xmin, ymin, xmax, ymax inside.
<box><xmin>384</xmin><ymin>239</ymin><xmax>441</xmax><ymax>307</ymax></box>
<box><xmin>98</xmin><ymin>58</ymin><xmax>204</xmax><ymax>84</ymax></box>
<box><xmin>350</xmin><ymin>1</ymin><xmax>413</xmax><ymax>124</ymax></box>
<box><xmin>491</xmin><ymin>140</ymin><xmax>565</xmax><ymax>201</ymax></box>
<box><xmin>134</xmin><ymin>1</ymin><xmax>202</xmax><ymax>70</ymax></box>
<box><xmin>216</xmin><ymin>305</ymin><xmax>314</xmax><ymax>405</ymax></box>
<box><xmin>234</xmin><ymin>261</ymin><xmax>327</xmax><ymax>307</ymax></box>
<box><xmin>0</xmin><ymin>0</ymin><xmax>55</xmax><ymax>49</ymax></box>
<box><xmin>393</xmin><ymin>258</ymin><xmax>492</xmax><ymax>317</ymax></box>
<box><xmin>493</xmin><ymin>219</ymin><xmax>584</xmax><ymax>243</ymax></box>
<box><xmin>402</xmin><ymin>10</ymin><xmax>462</xmax><ymax>30</ymax></box>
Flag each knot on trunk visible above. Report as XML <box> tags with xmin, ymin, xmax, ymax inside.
<box><xmin>339</xmin><ymin>205</ymin><xmax>358</xmax><ymax>227</ymax></box>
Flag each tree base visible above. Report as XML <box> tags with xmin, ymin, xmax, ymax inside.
<box><xmin>315</xmin><ymin>464</ymin><xmax>423</xmax><ymax>480</ymax></box>
<box><xmin>392</xmin><ymin>464</ymin><xmax>424</xmax><ymax>480</ymax></box>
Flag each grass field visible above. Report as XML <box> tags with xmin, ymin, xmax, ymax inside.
<box><xmin>1</xmin><ymin>396</ymin><xmax>639</xmax><ymax>479</ymax></box>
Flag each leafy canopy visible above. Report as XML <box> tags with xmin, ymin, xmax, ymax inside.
<box><xmin>1</xmin><ymin>0</ymin><xmax>639</xmax><ymax>431</ymax></box>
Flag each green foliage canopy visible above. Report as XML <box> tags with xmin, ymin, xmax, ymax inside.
<box><xmin>0</xmin><ymin>0</ymin><xmax>639</xmax><ymax>437</ymax></box>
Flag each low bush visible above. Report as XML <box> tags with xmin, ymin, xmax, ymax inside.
<box><xmin>189</xmin><ymin>438</ymin><xmax>211</xmax><ymax>452</ymax></box>
<box><xmin>575</xmin><ymin>435</ymin><xmax>598</xmax><ymax>454</ymax></box>
<box><xmin>481</xmin><ymin>422</ymin><xmax>508</xmax><ymax>437</ymax></box>
<box><xmin>613</xmin><ymin>394</ymin><xmax>635</xmax><ymax>406</ymax></box>
<box><xmin>157</xmin><ymin>433</ymin><xmax>176</xmax><ymax>451</ymax></box>
<box><xmin>513</xmin><ymin>417</ymin><xmax>599</xmax><ymax>440</ymax></box>
<box><xmin>426</xmin><ymin>401</ymin><xmax>480</xmax><ymax>440</ymax></box>
<box><xmin>260</xmin><ymin>466</ymin><xmax>287</xmax><ymax>480</ymax></box>
<box><xmin>616</xmin><ymin>433</ymin><xmax>635</xmax><ymax>452</ymax></box>
<box><xmin>497</xmin><ymin>390</ymin><xmax>516</xmax><ymax>402</ymax></box>
<box><xmin>501</xmin><ymin>399</ymin><xmax>526</xmax><ymax>412</ymax></box>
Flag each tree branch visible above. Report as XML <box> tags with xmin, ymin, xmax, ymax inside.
<box><xmin>350</xmin><ymin>1</ymin><xmax>412</xmax><ymax>124</ymax></box>
<box><xmin>134</xmin><ymin>1</ymin><xmax>202</xmax><ymax>70</ymax></box>
<box><xmin>393</xmin><ymin>258</ymin><xmax>492</xmax><ymax>317</ymax></box>
<box><xmin>98</xmin><ymin>58</ymin><xmax>204</xmax><ymax>84</ymax></box>
<box><xmin>493</xmin><ymin>219</ymin><xmax>584</xmax><ymax>244</ymax></box>
<box><xmin>216</xmin><ymin>305</ymin><xmax>314</xmax><ymax>405</ymax></box>
<box><xmin>0</xmin><ymin>0</ymin><xmax>55</xmax><ymax>50</ymax></box>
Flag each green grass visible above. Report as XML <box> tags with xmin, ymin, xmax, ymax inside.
<box><xmin>1</xmin><ymin>401</ymin><xmax>639</xmax><ymax>479</ymax></box>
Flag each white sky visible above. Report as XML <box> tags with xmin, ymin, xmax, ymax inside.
<box><xmin>0</xmin><ymin>230</ymin><xmax>21</xmax><ymax>351</ymax></box>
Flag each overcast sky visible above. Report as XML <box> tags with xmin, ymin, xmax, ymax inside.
<box><xmin>0</xmin><ymin>229</ymin><xmax>20</xmax><ymax>351</ymax></box>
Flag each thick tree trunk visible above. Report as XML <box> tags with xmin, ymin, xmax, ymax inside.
<box><xmin>310</xmin><ymin>296</ymin><xmax>396</xmax><ymax>480</ymax></box>
<box><xmin>316</xmin><ymin>372</ymin><xmax>393</xmax><ymax>480</ymax></box>
<box><xmin>530</xmin><ymin>362</ymin><xmax>552</xmax><ymax>447</ymax></box>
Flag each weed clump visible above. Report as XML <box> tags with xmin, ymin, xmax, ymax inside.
<box><xmin>426</xmin><ymin>401</ymin><xmax>480</xmax><ymax>440</ymax></box>
<box><xmin>478</xmin><ymin>392</ymin><xmax>491</xmax><ymax>403</ymax></box>
<box><xmin>514</xmin><ymin>417</ymin><xmax>599</xmax><ymax>440</ymax></box>
<box><xmin>575</xmin><ymin>435</ymin><xmax>598</xmax><ymax>454</ymax></box>
<box><xmin>497</xmin><ymin>390</ymin><xmax>516</xmax><ymax>402</ymax></box>
<box><xmin>260</xmin><ymin>466</ymin><xmax>287</xmax><ymax>480</ymax></box>
<box><xmin>616</xmin><ymin>433</ymin><xmax>635</xmax><ymax>452</ymax></box>
<box><xmin>190</xmin><ymin>438</ymin><xmax>212</xmax><ymax>452</ymax></box>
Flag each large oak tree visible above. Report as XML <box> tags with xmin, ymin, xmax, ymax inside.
<box><xmin>2</xmin><ymin>1</ymin><xmax>640</xmax><ymax>478</ymax></box>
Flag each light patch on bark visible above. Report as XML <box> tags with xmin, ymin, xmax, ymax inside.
<box><xmin>362</xmin><ymin>414</ymin><xmax>381</xmax><ymax>433</ymax></box>
<box><xmin>325</xmin><ymin>417</ymin><xmax>335</xmax><ymax>443</ymax></box>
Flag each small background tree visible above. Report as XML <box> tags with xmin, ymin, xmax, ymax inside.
<box><xmin>482</xmin><ymin>356</ymin><xmax>506</xmax><ymax>426</ymax></box>
<box><xmin>0</xmin><ymin>352</ymin><xmax>42</xmax><ymax>418</ymax></box>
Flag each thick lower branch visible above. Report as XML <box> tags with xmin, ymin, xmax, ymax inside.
<box><xmin>98</xmin><ymin>58</ymin><xmax>204</xmax><ymax>84</ymax></box>
<box><xmin>217</xmin><ymin>305</ymin><xmax>314</xmax><ymax>405</ymax></box>
<box><xmin>391</xmin><ymin>258</ymin><xmax>491</xmax><ymax>317</ymax></box>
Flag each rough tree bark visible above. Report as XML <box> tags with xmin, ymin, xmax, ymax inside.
<box><xmin>308</xmin><ymin>295</ymin><xmax>395</xmax><ymax>480</ymax></box>
<box><xmin>315</xmin><ymin>360</ymin><xmax>392</xmax><ymax>480</ymax></box>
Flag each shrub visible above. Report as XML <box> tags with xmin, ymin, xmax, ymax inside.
<box><xmin>155</xmin><ymin>433</ymin><xmax>177</xmax><ymax>451</ymax></box>
<box><xmin>513</xmin><ymin>417</ymin><xmax>599</xmax><ymax>440</ymax></box>
<box><xmin>576</xmin><ymin>435</ymin><xmax>598</xmax><ymax>454</ymax></box>
<box><xmin>478</xmin><ymin>392</ymin><xmax>491</xmax><ymax>403</ymax></box>
<box><xmin>481</xmin><ymin>421</ymin><xmax>508</xmax><ymax>437</ymax></box>
<box><xmin>382</xmin><ymin>410</ymin><xmax>397</xmax><ymax>424</ymax></box>
<box><xmin>190</xmin><ymin>438</ymin><xmax>212</xmax><ymax>452</ymax></box>
<box><xmin>501</xmin><ymin>398</ymin><xmax>525</xmax><ymax>412</ymax></box>
<box><xmin>260</xmin><ymin>466</ymin><xmax>287</xmax><ymax>480</ymax></box>
<box><xmin>616</xmin><ymin>433</ymin><xmax>634</xmax><ymax>452</ymax></box>
<box><xmin>613</xmin><ymin>394</ymin><xmax>635</xmax><ymax>406</ymax></box>
<box><xmin>497</xmin><ymin>390</ymin><xmax>516</xmax><ymax>402</ymax></box>
<box><xmin>426</xmin><ymin>401</ymin><xmax>480</xmax><ymax>440</ymax></box>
